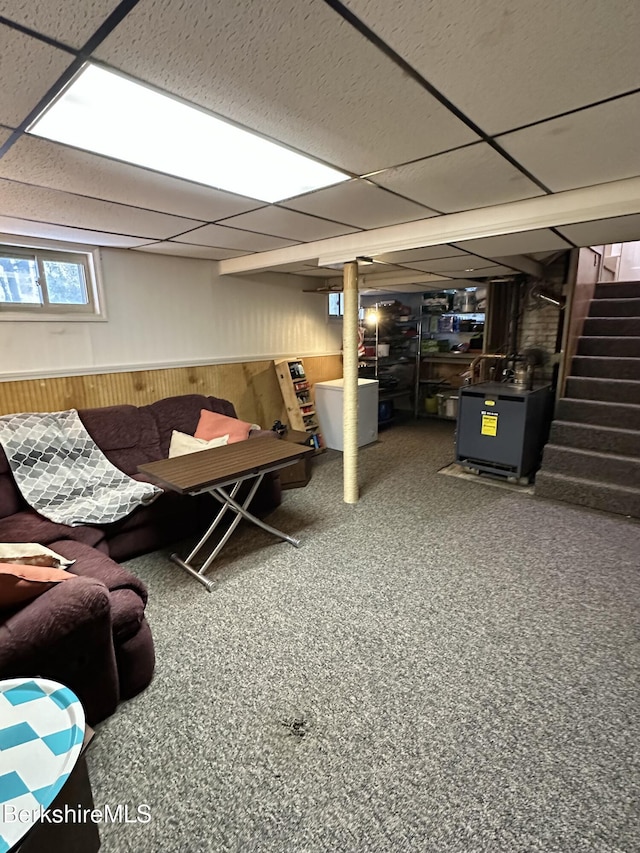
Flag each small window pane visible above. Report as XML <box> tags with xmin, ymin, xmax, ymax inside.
<box><xmin>43</xmin><ymin>260</ymin><xmax>88</xmax><ymax>305</ymax></box>
<box><xmin>0</xmin><ymin>255</ymin><xmax>41</xmax><ymax>304</ymax></box>
<box><xmin>328</xmin><ymin>293</ymin><xmax>343</xmax><ymax>316</ymax></box>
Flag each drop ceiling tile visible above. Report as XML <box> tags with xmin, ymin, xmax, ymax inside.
<box><xmin>0</xmin><ymin>178</ymin><xmax>204</xmax><ymax>238</ymax></box>
<box><xmin>0</xmin><ymin>216</ymin><xmax>150</xmax><ymax>247</ymax></box>
<box><xmin>0</xmin><ymin>128</ymin><xmax>11</xmax><ymax>145</ymax></box>
<box><xmin>281</xmin><ymin>180</ymin><xmax>437</xmax><ymax>229</ymax></box>
<box><xmin>346</xmin><ymin>0</ymin><xmax>640</xmax><ymax>133</ymax></box>
<box><xmin>218</xmin><ymin>207</ymin><xmax>360</xmax><ymax>241</ymax></box>
<box><xmin>220</xmin><ymin>205</ymin><xmax>358</xmax><ymax>243</ymax></box>
<box><xmin>400</xmin><ymin>254</ymin><xmax>490</xmax><ymax>274</ymax></box>
<box><xmin>529</xmin><ymin>250</ymin><xmax>562</xmax><ymax>261</ymax></box>
<box><xmin>372</xmin><ymin>144</ymin><xmax>545</xmax><ymax>212</ymax></box>
<box><xmin>404</xmin><ymin>265</ymin><xmax>491</xmax><ymax>279</ymax></box>
<box><xmin>557</xmin><ymin>214</ymin><xmax>640</xmax><ymax>247</ymax></box>
<box><xmin>365</xmin><ymin>263</ymin><xmax>412</xmax><ymax>275</ymax></box>
<box><xmin>377</xmin><ymin>246</ymin><xmax>466</xmax><ymax>264</ymax></box>
<box><xmin>454</xmin><ymin>229</ymin><xmax>572</xmax><ymax>257</ymax></box>
<box><xmin>0</xmin><ymin>0</ymin><xmax>122</xmax><ymax>48</ymax></box>
<box><xmin>0</xmin><ymin>26</ymin><xmax>74</xmax><ymax>126</ymax></box>
<box><xmin>177</xmin><ymin>224</ymin><xmax>297</xmax><ymax>252</ymax></box>
<box><xmin>0</xmin><ymin>136</ymin><xmax>264</xmax><ymax>221</ymax></box>
<box><xmin>133</xmin><ymin>242</ymin><xmax>247</xmax><ymax>261</ymax></box>
<box><xmin>95</xmin><ymin>0</ymin><xmax>478</xmax><ymax>175</ymax></box>
<box><xmin>365</xmin><ymin>283</ymin><xmax>435</xmax><ymax>294</ymax></box>
<box><xmin>499</xmin><ymin>94</ymin><xmax>640</xmax><ymax>192</ymax></box>
<box><xmin>444</xmin><ymin>265</ymin><xmax>516</xmax><ymax>278</ymax></box>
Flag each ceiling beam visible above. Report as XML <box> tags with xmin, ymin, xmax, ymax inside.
<box><xmin>218</xmin><ymin>176</ymin><xmax>640</xmax><ymax>276</ymax></box>
<box><xmin>328</xmin><ymin>270</ymin><xmax>450</xmax><ymax>288</ymax></box>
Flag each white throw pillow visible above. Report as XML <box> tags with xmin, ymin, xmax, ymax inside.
<box><xmin>0</xmin><ymin>543</ymin><xmax>74</xmax><ymax>568</ymax></box>
<box><xmin>168</xmin><ymin>430</ymin><xmax>229</xmax><ymax>458</ymax></box>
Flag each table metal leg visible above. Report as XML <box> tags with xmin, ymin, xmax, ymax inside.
<box><xmin>170</xmin><ymin>472</ymin><xmax>300</xmax><ymax>591</ymax></box>
<box><xmin>183</xmin><ymin>480</ymin><xmax>243</xmax><ymax>565</ymax></box>
<box><xmin>170</xmin><ymin>554</ymin><xmax>217</xmax><ymax>591</ymax></box>
<box><xmin>212</xmin><ymin>486</ymin><xmax>301</xmax><ymax>548</ymax></box>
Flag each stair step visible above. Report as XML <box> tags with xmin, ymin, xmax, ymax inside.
<box><xmin>594</xmin><ymin>282</ymin><xmax>640</xmax><ymax>300</ymax></box>
<box><xmin>565</xmin><ymin>376</ymin><xmax>640</xmax><ymax>405</ymax></box>
<box><xmin>589</xmin><ymin>297</ymin><xmax>640</xmax><ymax>317</ymax></box>
<box><xmin>535</xmin><ymin>471</ymin><xmax>640</xmax><ymax>518</ymax></box>
<box><xmin>583</xmin><ymin>317</ymin><xmax>640</xmax><ymax>337</ymax></box>
<box><xmin>571</xmin><ymin>356</ymin><xmax>640</xmax><ymax>380</ymax></box>
<box><xmin>549</xmin><ymin>421</ymin><xmax>640</xmax><ymax>456</ymax></box>
<box><xmin>577</xmin><ymin>336</ymin><xmax>640</xmax><ymax>357</ymax></box>
<box><xmin>541</xmin><ymin>444</ymin><xmax>640</xmax><ymax>488</ymax></box>
<box><xmin>557</xmin><ymin>398</ymin><xmax>640</xmax><ymax>430</ymax></box>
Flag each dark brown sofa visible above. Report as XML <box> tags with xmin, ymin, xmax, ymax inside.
<box><xmin>0</xmin><ymin>394</ymin><xmax>281</xmax><ymax>723</ymax></box>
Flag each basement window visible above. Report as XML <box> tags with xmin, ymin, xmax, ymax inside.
<box><xmin>328</xmin><ymin>293</ymin><xmax>365</xmax><ymax>319</ymax></box>
<box><xmin>0</xmin><ymin>242</ymin><xmax>104</xmax><ymax>320</ymax></box>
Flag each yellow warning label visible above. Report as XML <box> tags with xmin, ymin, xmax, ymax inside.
<box><xmin>481</xmin><ymin>414</ymin><xmax>498</xmax><ymax>436</ymax></box>
<box><xmin>484</xmin><ymin>400</ymin><xmax>496</xmax><ymax>406</ymax></box>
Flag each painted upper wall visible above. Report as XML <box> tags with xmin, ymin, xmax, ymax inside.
<box><xmin>0</xmin><ymin>248</ymin><xmax>342</xmax><ymax>380</ymax></box>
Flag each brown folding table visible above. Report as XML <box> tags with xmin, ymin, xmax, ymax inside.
<box><xmin>139</xmin><ymin>437</ymin><xmax>314</xmax><ymax>591</ymax></box>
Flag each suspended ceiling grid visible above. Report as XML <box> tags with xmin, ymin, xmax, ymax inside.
<box><xmin>0</xmin><ymin>0</ymin><xmax>639</xmax><ymax>291</ymax></box>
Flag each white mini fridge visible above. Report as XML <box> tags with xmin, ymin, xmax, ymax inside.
<box><xmin>314</xmin><ymin>378</ymin><xmax>379</xmax><ymax>451</ymax></box>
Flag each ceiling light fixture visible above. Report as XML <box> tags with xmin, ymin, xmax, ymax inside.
<box><xmin>28</xmin><ymin>64</ymin><xmax>349</xmax><ymax>203</ymax></box>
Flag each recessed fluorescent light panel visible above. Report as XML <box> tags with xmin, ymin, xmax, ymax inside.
<box><xmin>28</xmin><ymin>64</ymin><xmax>349</xmax><ymax>203</ymax></box>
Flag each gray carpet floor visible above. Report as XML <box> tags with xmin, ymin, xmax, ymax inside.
<box><xmin>89</xmin><ymin>419</ymin><xmax>640</xmax><ymax>853</ymax></box>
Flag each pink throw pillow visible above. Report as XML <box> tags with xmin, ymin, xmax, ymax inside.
<box><xmin>0</xmin><ymin>563</ymin><xmax>73</xmax><ymax>609</ymax></box>
<box><xmin>194</xmin><ymin>410</ymin><xmax>252</xmax><ymax>445</ymax></box>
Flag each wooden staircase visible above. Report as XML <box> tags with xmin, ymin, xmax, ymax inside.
<box><xmin>535</xmin><ymin>281</ymin><xmax>640</xmax><ymax>518</ymax></box>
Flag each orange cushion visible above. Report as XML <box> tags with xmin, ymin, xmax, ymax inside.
<box><xmin>194</xmin><ymin>410</ymin><xmax>252</xmax><ymax>444</ymax></box>
<box><xmin>0</xmin><ymin>563</ymin><xmax>73</xmax><ymax>609</ymax></box>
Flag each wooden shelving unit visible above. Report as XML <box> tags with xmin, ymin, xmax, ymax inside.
<box><xmin>273</xmin><ymin>357</ymin><xmax>323</xmax><ymax>448</ymax></box>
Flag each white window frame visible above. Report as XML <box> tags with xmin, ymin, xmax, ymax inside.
<box><xmin>0</xmin><ymin>236</ymin><xmax>106</xmax><ymax>322</ymax></box>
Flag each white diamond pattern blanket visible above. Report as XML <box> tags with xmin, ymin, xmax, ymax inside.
<box><xmin>0</xmin><ymin>409</ymin><xmax>162</xmax><ymax>526</ymax></box>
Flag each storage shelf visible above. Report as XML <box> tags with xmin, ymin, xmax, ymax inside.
<box><xmin>359</xmin><ymin>300</ymin><xmax>421</xmax><ymax>431</ymax></box>
<box><xmin>420</xmin><ymin>353</ymin><xmax>479</xmax><ymax>362</ymax></box>
<box><xmin>274</xmin><ymin>357</ymin><xmax>323</xmax><ymax>443</ymax></box>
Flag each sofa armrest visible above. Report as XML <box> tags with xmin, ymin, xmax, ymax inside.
<box><xmin>49</xmin><ymin>539</ymin><xmax>149</xmax><ymax>605</ymax></box>
<box><xmin>0</xmin><ymin>576</ymin><xmax>120</xmax><ymax>724</ymax></box>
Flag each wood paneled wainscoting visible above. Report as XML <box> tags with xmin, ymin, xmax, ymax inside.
<box><xmin>0</xmin><ymin>355</ymin><xmax>344</xmax><ymax>427</ymax></box>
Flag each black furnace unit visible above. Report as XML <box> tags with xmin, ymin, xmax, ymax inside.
<box><xmin>455</xmin><ymin>381</ymin><xmax>553</xmax><ymax>482</ymax></box>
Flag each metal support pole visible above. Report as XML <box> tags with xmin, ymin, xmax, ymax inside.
<box><xmin>343</xmin><ymin>261</ymin><xmax>359</xmax><ymax>504</ymax></box>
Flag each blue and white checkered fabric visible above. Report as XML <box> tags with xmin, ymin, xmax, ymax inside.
<box><xmin>0</xmin><ymin>678</ymin><xmax>85</xmax><ymax>852</ymax></box>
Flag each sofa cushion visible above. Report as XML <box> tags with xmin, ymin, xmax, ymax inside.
<box><xmin>195</xmin><ymin>409</ymin><xmax>252</xmax><ymax>444</ymax></box>
<box><xmin>0</xmin><ymin>511</ymin><xmax>106</xmax><ymax>549</ymax></box>
<box><xmin>78</xmin><ymin>405</ymin><xmax>162</xmax><ymax>476</ymax></box>
<box><xmin>143</xmin><ymin>395</ymin><xmax>237</xmax><ymax>458</ymax></box>
<box><xmin>168</xmin><ymin>430</ymin><xmax>229</xmax><ymax>457</ymax></box>
<box><xmin>0</xmin><ymin>563</ymin><xmax>73</xmax><ymax>609</ymax></box>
